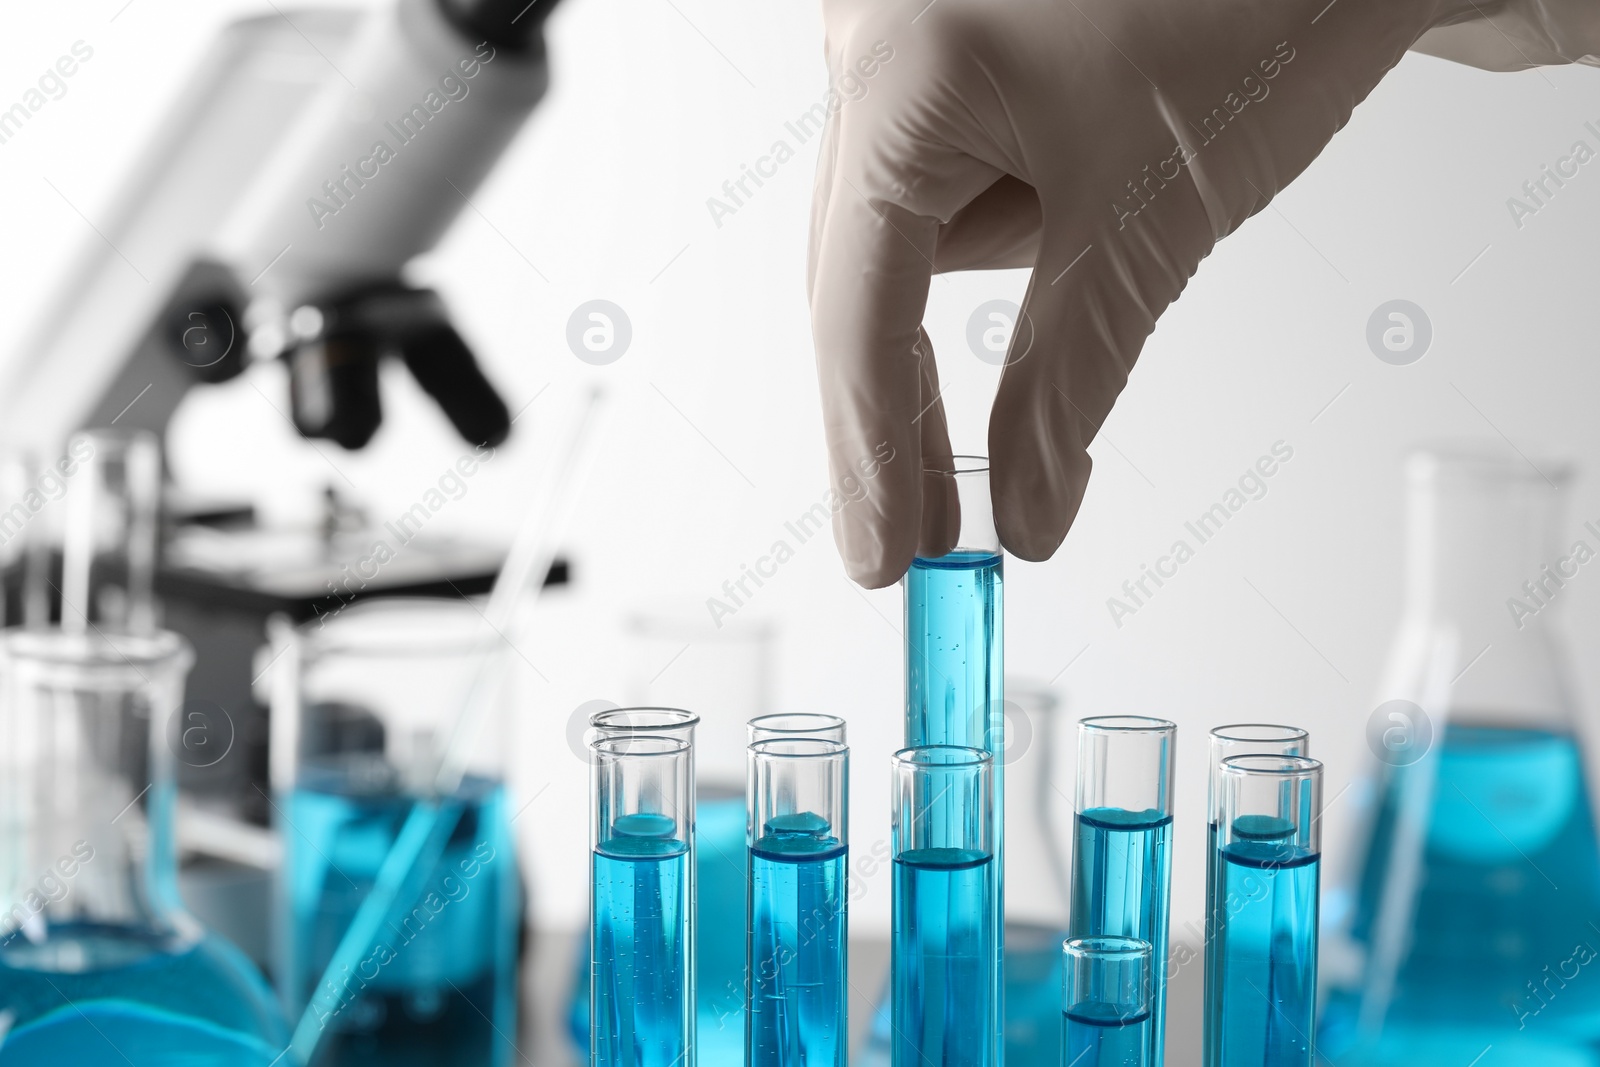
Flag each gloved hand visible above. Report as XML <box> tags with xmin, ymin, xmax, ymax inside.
<box><xmin>808</xmin><ymin>0</ymin><xmax>1599</xmax><ymax>587</ymax></box>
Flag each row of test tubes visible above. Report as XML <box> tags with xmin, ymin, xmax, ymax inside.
<box><xmin>1061</xmin><ymin>719</ymin><xmax>1324</xmax><ymax>1067</ymax></box>
<box><xmin>586</xmin><ymin>706</ymin><xmax>1324</xmax><ymax>1067</ymax></box>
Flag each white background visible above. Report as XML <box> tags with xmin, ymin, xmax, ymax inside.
<box><xmin>2</xmin><ymin>0</ymin><xmax>1598</xmax><ymax>1012</ymax></box>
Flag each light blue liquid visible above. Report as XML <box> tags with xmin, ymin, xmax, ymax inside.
<box><xmin>1071</xmin><ymin>808</ymin><xmax>1172</xmax><ymax>1065</ymax></box>
<box><xmin>0</xmin><ymin>923</ymin><xmax>287</xmax><ymax>1066</ymax></box>
<box><xmin>593</xmin><ymin>813</ymin><xmax>690</xmax><ymax>1067</ymax></box>
<box><xmin>281</xmin><ymin>772</ymin><xmax>520</xmax><ymax>1067</ymax></box>
<box><xmin>747</xmin><ymin>812</ymin><xmax>847</xmax><ymax>1067</ymax></box>
<box><xmin>905</xmin><ymin>550</ymin><xmax>1004</xmax><ymax>1059</ymax></box>
<box><xmin>893</xmin><ymin>848</ymin><xmax>996</xmax><ymax>1067</ymax></box>
<box><xmin>697</xmin><ymin>786</ymin><xmax>749</xmax><ymax>1060</ymax></box>
<box><xmin>568</xmin><ymin>787</ymin><xmax>748</xmax><ymax>1059</ymax></box>
<box><xmin>1319</xmin><ymin>725</ymin><xmax>1600</xmax><ymax>1066</ymax></box>
<box><xmin>1062</xmin><ymin>1002</ymin><xmax>1151</xmax><ymax>1067</ymax></box>
<box><xmin>1006</xmin><ymin>923</ymin><xmax>1069</xmax><ymax>1066</ymax></box>
<box><xmin>905</xmin><ymin>551</ymin><xmax>1004</xmax><ymax>752</ymax></box>
<box><xmin>1213</xmin><ymin>823</ymin><xmax>1319</xmax><ymax>1067</ymax></box>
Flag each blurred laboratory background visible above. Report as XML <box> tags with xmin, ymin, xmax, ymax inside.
<box><xmin>1</xmin><ymin>1</ymin><xmax>1598</xmax><ymax>1065</ymax></box>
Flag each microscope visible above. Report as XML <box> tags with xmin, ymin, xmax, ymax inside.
<box><xmin>0</xmin><ymin>0</ymin><xmax>567</xmax><ymax>960</ymax></box>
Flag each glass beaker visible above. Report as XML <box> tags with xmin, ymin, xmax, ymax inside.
<box><xmin>1318</xmin><ymin>447</ymin><xmax>1600</xmax><ymax>1066</ymax></box>
<box><xmin>268</xmin><ymin>598</ymin><xmax>522</xmax><ymax>1067</ymax></box>
<box><xmin>0</xmin><ymin>628</ymin><xmax>287</xmax><ymax>1063</ymax></box>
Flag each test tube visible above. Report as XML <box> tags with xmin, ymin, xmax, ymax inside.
<box><xmin>61</xmin><ymin>428</ymin><xmax>160</xmax><ymax>634</ymax></box>
<box><xmin>1212</xmin><ymin>755</ymin><xmax>1323</xmax><ymax>1067</ymax></box>
<box><xmin>904</xmin><ymin>455</ymin><xmax>1004</xmax><ymax>1061</ymax></box>
<box><xmin>591</xmin><ymin>735</ymin><xmax>694</xmax><ymax>1067</ymax></box>
<box><xmin>746</xmin><ymin>738</ymin><xmax>848</xmax><ymax>1067</ymax></box>
<box><xmin>1203</xmin><ymin>725</ymin><xmax>1309</xmax><ymax>1067</ymax></box>
<box><xmin>589</xmin><ymin>706</ymin><xmax>701</xmax><ymax>1051</ymax></box>
<box><xmin>747</xmin><ymin>712</ymin><xmax>847</xmax><ymax>745</ymax></box>
<box><xmin>891</xmin><ymin>745</ymin><xmax>996</xmax><ymax>1067</ymax></box>
<box><xmin>1061</xmin><ymin>936</ymin><xmax>1153</xmax><ymax>1067</ymax></box>
<box><xmin>1069</xmin><ymin>716</ymin><xmax>1175</xmax><ymax>1066</ymax></box>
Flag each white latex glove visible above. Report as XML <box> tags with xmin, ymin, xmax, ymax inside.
<box><xmin>808</xmin><ymin>0</ymin><xmax>1599</xmax><ymax>587</ymax></box>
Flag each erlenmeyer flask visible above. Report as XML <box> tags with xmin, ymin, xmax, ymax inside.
<box><xmin>1319</xmin><ymin>446</ymin><xmax>1600</xmax><ymax>1066</ymax></box>
<box><xmin>0</xmin><ymin>629</ymin><xmax>287</xmax><ymax>1063</ymax></box>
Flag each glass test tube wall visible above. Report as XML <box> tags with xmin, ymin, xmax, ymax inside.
<box><xmin>903</xmin><ymin>456</ymin><xmax>1004</xmax><ymax>1062</ymax></box>
<box><xmin>591</xmin><ymin>735</ymin><xmax>694</xmax><ymax>1067</ymax></box>
<box><xmin>1061</xmin><ymin>936</ymin><xmax>1152</xmax><ymax>1067</ymax></box>
<box><xmin>1211</xmin><ymin>755</ymin><xmax>1322</xmax><ymax>1067</ymax></box>
<box><xmin>1203</xmin><ymin>726</ymin><xmax>1308</xmax><ymax>1067</ymax></box>
<box><xmin>892</xmin><ymin>746</ymin><xmax>997</xmax><ymax>1067</ymax></box>
<box><xmin>1069</xmin><ymin>716</ymin><xmax>1175</xmax><ymax>1066</ymax></box>
<box><xmin>746</xmin><ymin>738</ymin><xmax>848</xmax><ymax>1067</ymax></box>
<box><xmin>61</xmin><ymin>428</ymin><xmax>160</xmax><ymax>634</ymax></box>
<box><xmin>584</xmin><ymin>708</ymin><xmax>701</xmax><ymax>1059</ymax></box>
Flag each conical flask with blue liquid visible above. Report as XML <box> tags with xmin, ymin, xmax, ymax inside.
<box><xmin>1319</xmin><ymin>447</ymin><xmax>1600</xmax><ymax>1066</ymax></box>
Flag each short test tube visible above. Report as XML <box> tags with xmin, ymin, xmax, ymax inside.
<box><xmin>1070</xmin><ymin>716</ymin><xmax>1175</xmax><ymax>1066</ymax></box>
<box><xmin>891</xmin><ymin>745</ymin><xmax>996</xmax><ymax>1067</ymax></box>
<box><xmin>745</xmin><ymin>738</ymin><xmax>848</xmax><ymax>1067</ymax></box>
<box><xmin>591</xmin><ymin>735</ymin><xmax>694</xmax><ymax>1067</ymax></box>
<box><xmin>1061</xmin><ymin>936</ymin><xmax>1152</xmax><ymax>1067</ymax></box>
<box><xmin>1212</xmin><ymin>754</ymin><xmax>1323</xmax><ymax>1067</ymax></box>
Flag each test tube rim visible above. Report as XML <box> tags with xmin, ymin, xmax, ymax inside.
<box><xmin>922</xmin><ymin>453</ymin><xmax>990</xmax><ymax>476</ymax></box>
<box><xmin>591</xmin><ymin>734</ymin><xmax>691</xmax><ymax>760</ymax></box>
<box><xmin>748</xmin><ymin>737</ymin><xmax>848</xmax><ymax>761</ymax></box>
<box><xmin>1218</xmin><ymin>753</ymin><xmax>1323</xmax><ymax>779</ymax></box>
<box><xmin>1078</xmin><ymin>714</ymin><xmax>1177</xmax><ymax>735</ymax></box>
<box><xmin>1062</xmin><ymin>934</ymin><xmax>1154</xmax><ymax>963</ymax></box>
<box><xmin>746</xmin><ymin>712</ymin><xmax>847</xmax><ymax>741</ymax></box>
<box><xmin>1208</xmin><ymin>723</ymin><xmax>1309</xmax><ymax>746</ymax></box>
<box><xmin>589</xmin><ymin>706</ymin><xmax>701</xmax><ymax>733</ymax></box>
<box><xmin>891</xmin><ymin>743</ymin><xmax>994</xmax><ymax>769</ymax></box>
